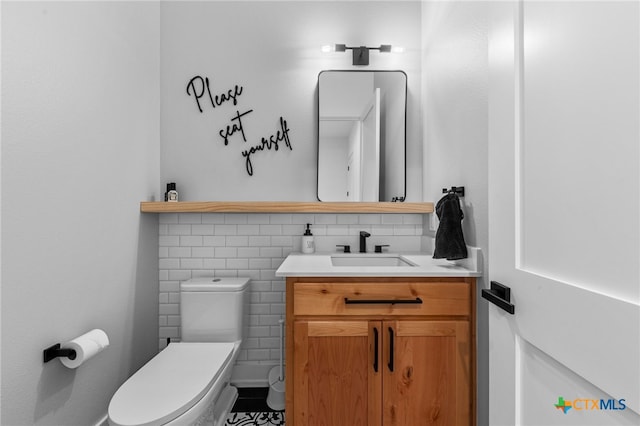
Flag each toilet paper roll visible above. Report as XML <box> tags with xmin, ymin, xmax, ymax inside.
<box><xmin>60</xmin><ymin>329</ymin><xmax>109</xmax><ymax>369</ymax></box>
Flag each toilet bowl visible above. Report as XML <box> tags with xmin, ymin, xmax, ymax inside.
<box><xmin>108</xmin><ymin>277</ymin><xmax>250</xmax><ymax>426</ymax></box>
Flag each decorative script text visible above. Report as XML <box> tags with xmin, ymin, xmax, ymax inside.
<box><xmin>186</xmin><ymin>75</ymin><xmax>293</xmax><ymax>176</ymax></box>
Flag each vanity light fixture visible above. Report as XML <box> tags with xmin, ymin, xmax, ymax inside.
<box><xmin>322</xmin><ymin>43</ymin><xmax>396</xmax><ymax>66</ymax></box>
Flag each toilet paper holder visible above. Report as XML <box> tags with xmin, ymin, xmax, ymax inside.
<box><xmin>43</xmin><ymin>343</ymin><xmax>77</xmax><ymax>363</ymax></box>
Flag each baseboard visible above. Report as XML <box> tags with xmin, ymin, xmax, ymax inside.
<box><xmin>231</xmin><ymin>363</ymin><xmax>278</xmax><ymax>388</ymax></box>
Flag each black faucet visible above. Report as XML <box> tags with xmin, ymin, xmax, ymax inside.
<box><xmin>359</xmin><ymin>231</ymin><xmax>371</xmax><ymax>253</ymax></box>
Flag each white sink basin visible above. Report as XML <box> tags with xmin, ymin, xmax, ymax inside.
<box><xmin>330</xmin><ymin>255</ymin><xmax>416</xmax><ymax>267</ymax></box>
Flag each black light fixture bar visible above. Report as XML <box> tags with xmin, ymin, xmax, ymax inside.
<box><xmin>334</xmin><ymin>44</ymin><xmax>393</xmax><ymax>65</ymax></box>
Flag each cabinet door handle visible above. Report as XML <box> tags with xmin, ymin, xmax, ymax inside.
<box><xmin>373</xmin><ymin>327</ymin><xmax>379</xmax><ymax>373</ymax></box>
<box><xmin>344</xmin><ymin>297</ymin><xmax>422</xmax><ymax>305</ymax></box>
<box><xmin>387</xmin><ymin>327</ymin><xmax>394</xmax><ymax>372</ymax></box>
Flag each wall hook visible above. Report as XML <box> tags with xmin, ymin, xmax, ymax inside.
<box><xmin>442</xmin><ymin>186</ymin><xmax>465</xmax><ymax>197</ymax></box>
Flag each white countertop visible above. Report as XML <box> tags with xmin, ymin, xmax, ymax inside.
<box><xmin>276</xmin><ymin>249</ymin><xmax>482</xmax><ymax>278</ymax></box>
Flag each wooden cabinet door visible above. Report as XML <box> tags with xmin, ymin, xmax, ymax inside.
<box><xmin>293</xmin><ymin>320</ymin><xmax>382</xmax><ymax>426</ymax></box>
<box><xmin>382</xmin><ymin>320</ymin><xmax>471</xmax><ymax>426</ymax></box>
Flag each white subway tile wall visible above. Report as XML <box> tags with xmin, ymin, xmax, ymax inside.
<box><xmin>158</xmin><ymin>213</ymin><xmax>424</xmax><ymax>365</ymax></box>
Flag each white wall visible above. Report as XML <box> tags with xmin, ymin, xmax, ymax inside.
<box><xmin>421</xmin><ymin>1</ymin><xmax>489</xmax><ymax>425</ymax></box>
<box><xmin>160</xmin><ymin>1</ymin><xmax>422</xmax><ymax>201</ymax></box>
<box><xmin>1</xmin><ymin>2</ymin><xmax>160</xmax><ymax>424</ymax></box>
<box><xmin>319</xmin><ymin>71</ymin><xmax>374</xmax><ymax>118</ymax></box>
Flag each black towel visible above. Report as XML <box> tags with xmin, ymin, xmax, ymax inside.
<box><xmin>433</xmin><ymin>193</ymin><xmax>468</xmax><ymax>260</ymax></box>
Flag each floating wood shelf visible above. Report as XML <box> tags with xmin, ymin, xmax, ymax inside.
<box><xmin>140</xmin><ymin>201</ymin><xmax>434</xmax><ymax>214</ymax></box>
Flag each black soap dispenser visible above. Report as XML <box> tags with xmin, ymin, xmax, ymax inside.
<box><xmin>301</xmin><ymin>223</ymin><xmax>315</xmax><ymax>254</ymax></box>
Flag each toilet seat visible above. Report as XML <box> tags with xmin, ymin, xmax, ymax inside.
<box><xmin>108</xmin><ymin>342</ymin><xmax>235</xmax><ymax>426</ymax></box>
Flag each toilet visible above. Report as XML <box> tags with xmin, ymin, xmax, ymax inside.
<box><xmin>108</xmin><ymin>277</ymin><xmax>250</xmax><ymax>426</ymax></box>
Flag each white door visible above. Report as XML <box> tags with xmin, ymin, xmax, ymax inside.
<box><xmin>347</xmin><ymin>150</ymin><xmax>357</xmax><ymax>201</ymax></box>
<box><xmin>488</xmin><ymin>1</ymin><xmax>639</xmax><ymax>425</ymax></box>
<box><xmin>360</xmin><ymin>88</ymin><xmax>381</xmax><ymax>201</ymax></box>
<box><xmin>347</xmin><ymin>121</ymin><xmax>362</xmax><ymax>201</ymax></box>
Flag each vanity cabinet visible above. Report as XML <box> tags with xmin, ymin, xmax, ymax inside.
<box><xmin>285</xmin><ymin>277</ymin><xmax>476</xmax><ymax>426</ymax></box>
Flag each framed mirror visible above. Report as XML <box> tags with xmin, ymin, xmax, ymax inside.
<box><xmin>317</xmin><ymin>70</ymin><xmax>407</xmax><ymax>202</ymax></box>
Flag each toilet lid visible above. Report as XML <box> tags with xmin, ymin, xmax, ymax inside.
<box><xmin>108</xmin><ymin>342</ymin><xmax>235</xmax><ymax>426</ymax></box>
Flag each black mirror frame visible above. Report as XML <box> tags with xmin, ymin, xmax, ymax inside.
<box><xmin>316</xmin><ymin>69</ymin><xmax>407</xmax><ymax>202</ymax></box>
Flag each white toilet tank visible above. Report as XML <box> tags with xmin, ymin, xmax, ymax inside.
<box><xmin>180</xmin><ymin>277</ymin><xmax>250</xmax><ymax>342</ymax></box>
